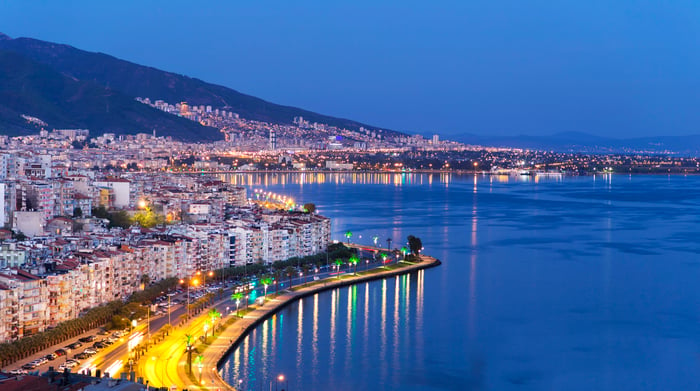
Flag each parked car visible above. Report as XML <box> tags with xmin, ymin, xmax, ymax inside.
<box><xmin>67</xmin><ymin>342</ymin><xmax>82</xmax><ymax>349</ymax></box>
<box><xmin>45</xmin><ymin>353</ymin><xmax>58</xmax><ymax>361</ymax></box>
<box><xmin>79</xmin><ymin>335</ymin><xmax>96</xmax><ymax>343</ymax></box>
<box><xmin>21</xmin><ymin>362</ymin><xmax>37</xmax><ymax>370</ymax></box>
<box><xmin>97</xmin><ymin>329</ymin><xmax>110</xmax><ymax>335</ymax></box>
<box><xmin>93</xmin><ymin>341</ymin><xmax>107</xmax><ymax>349</ymax></box>
<box><xmin>74</xmin><ymin>352</ymin><xmax>90</xmax><ymax>360</ymax></box>
<box><xmin>84</xmin><ymin>348</ymin><xmax>97</xmax><ymax>355</ymax></box>
<box><xmin>8</xmin><ymin>369</ymin><xmax>27</xmax><ymax>375</ymax></box>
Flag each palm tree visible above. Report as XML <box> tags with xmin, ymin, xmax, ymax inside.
<box><xmin>372</xmin><ymin>235</ymin><xmax>379</xmax><ymax>247</ymax></box>
<box><xmin>208</xmin><ymin>308</ymin><xmax>221</xmax><ymax>335</ymax></box>
<box><xmin>185</xmin><ymin>334</ymin><xmax>194</xmax><ymax>373</ymax></box>
<box><xmin>284</xmin><ymin>266</ymin><xmax>296</xmax><ymax>289</ymax></box>
<box><xmin>231</xmin><ymin>292</ymin><xmax>243</xmax><ymax>316</ymax></box>
<box><xmin>301</xmin><ymin>264</ymin><xmax>311</xmax><ymax>283</ymax></box>
<box><xmin>260</xmin><ymin>276</ymin><xmax>273</xmax><ymax>301</ymax></box>
<box><xmin>349</xmin><ymin>255</ymin><xmax>359</xmax><ymax>275</ymax></box>
<box><xmin>333</xmin><ymin>258</ymin><xmax>344</xmax><ymax>278</ymax></box>
<box><xmin>273</xmin><ymin>269</ymin><xmax>283</xmax><ymax>294</ymax></box>
<box><xmin>345</xmin><ymin>231</ymin><xmax>353</xmax><ymax>244</ymax></box>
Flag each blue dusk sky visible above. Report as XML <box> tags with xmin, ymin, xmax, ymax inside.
<box><xmin>1</xmin><ymin>1</ymin><xmax>698</xmax><ymax>138</ymax></box>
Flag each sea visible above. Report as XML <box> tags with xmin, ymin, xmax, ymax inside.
<box><xmin>217</xmin><ymin>172</ymin><xmax>700</xmax><ymax>391</ymax></box>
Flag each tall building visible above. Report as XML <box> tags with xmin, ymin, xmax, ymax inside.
<box><xmin>432</xmin><ymin>134</ymin><xmax>440</xmax><ymax>144</ymax></box>
<box><xmin>269</xmin><ymin>129</ymin><xmax>277</xmax><ymax>150</ymax></box>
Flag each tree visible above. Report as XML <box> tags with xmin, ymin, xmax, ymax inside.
<box><xmin>260</xmin><ymin>276</ymin><xmax>273</xmax><ymax>300</ymax></box>
<box><xmin>73</xmin><ymin>207</ymin><xmax>83</xmax><ymax>218</ymax></box>
<box><xmin>231</xmin><ymin>292</ymin><xmax>243</xmax><ymax>316</ymax></box>
<box><xmin>108</xmin><ymin>210</ymin><xmax>131</xmax><ymax>229</ymax></box>
<box><xmin>12</xmin><ymin>231</ymin><xmax>27</xmax><ymax>241</ymax></box>
<box><xmin>303</xmin><ymin>203</ymin><xmax>316</xmax><ymax>214</ymax></box>
<box><xmin>208</xmin><ymin>308</ymin><xmax>221</xmax><ymax>335</ymax></box>
<box><xmin>284</xmin><ymin>266</ymin><xmax>296</xmax><ymax>289</ymax></box>
<box><xmin>185</xmin><ymin>334</ymin><xmax>194</xmax><ymax>373</ymax></box>
<box><xmin>345</xmin><ymin>231</ymin><xmax>353</xmax><ymax>244</ymax></box>
<box><xmin>333</xmin><ymin>258</ymin><xmax>344</xmax><ymax>278</ymax></box>
<box><xmin>349</xmin><ymin>255</ymin><xmax>359</xmax><ymax>275</ymax></box>
<box><xmin>408</xmin><ymin>235</ymin><xmax>423</xmax><ymax>255</ymax></box>
<box><xmin>301</xmin><ymin>264</ymin><xmax>311</xmax><ymax>283</ymax></box>
<box><xmin>133</xmin><ymin>208</ymin><xmax>164</xmax><ymax>228</ymax></box>
<box><xmin>273</xmin><ymin>269</ymin><xmax>283</xmax><ymax>294</ymax></box>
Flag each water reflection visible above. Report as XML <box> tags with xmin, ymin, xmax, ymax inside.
<box><xmin>223</xmin><ymin>273</ymin><xmax>425</xmax><ymax>391</ymax></box>
<box><xmin>218</xmin><ymin>172</ymin><xmax>457</xmax><ymax>187</ymax></box>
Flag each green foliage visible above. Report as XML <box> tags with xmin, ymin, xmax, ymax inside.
<box><xmin>133</xmin><ymin>209</ymin><xmax>165</xmax><ymax>228</ymax></box>
<box><xmin>0</xmin><ymin>50</ymin><xmax>221</xmax><ymax>140</ymax></box>
<box><xmin>408</xmin><ymin>235</ymin><xmax>423</xmax><ymax>255</ymax></box>
<box><xmin>303</xmin><ymin>203</ymin><xmax>316</xmax><ymax>213</ymax></box>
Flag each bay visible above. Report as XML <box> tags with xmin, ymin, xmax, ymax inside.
<box><xmin>218</xmin><ymin>173</ymin><xmax>700</xmax><ymax>391</ymax></box>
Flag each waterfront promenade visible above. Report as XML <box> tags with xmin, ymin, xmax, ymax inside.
<box><xmin>142</xmin><ymin>253</ymin><xmax>440</xmax><ymax>391</ymax></box>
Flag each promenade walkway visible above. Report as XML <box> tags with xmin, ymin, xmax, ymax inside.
<box><xmin>190</xmin><ymin>255</ymin><xmax>441</xmax><ymax>391</ymax></box>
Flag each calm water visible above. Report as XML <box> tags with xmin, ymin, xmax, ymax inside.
<box><xmin>218</xmin><ymin>173</ymin><xmax>700</xmax><ymax>391</ymax></box>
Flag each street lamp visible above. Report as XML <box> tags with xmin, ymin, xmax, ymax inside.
<box><xmin>181</xmin><ymin>278</ymin><xmax>199</xmax><ymax>319</ymax></box>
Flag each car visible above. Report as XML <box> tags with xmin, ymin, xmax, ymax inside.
<box><xmin>33</xmin><ymin>357</ymin><xmax>48</xmax><ymax>365</ymax></box>
<box><xmin>45</xmin><ymin>353</ymin><xmax>58</xmax><ymax>361</ymax></box>
<box><xmin>74</xmin><ymin>352</ymin><xmax>90</xmax><ymax>360</ymax></box>
<box><xmin>97</xmin><ymin>329</ymin><xmax>110</xmax><ymax>335</ymax></box>
<box><xmin>84</xmin><ymin>348</ymin><xmax>97</xmax><ymax>355</ymax></box>
<box><xmin>79</xmin><ymin>335</ymin><xmax>96</xmax><ymax>343</ymax></box>
<box><xmin>21</xmin><ymin>363</ymin><xmax>37</xmax><ymax>370</ymax></box>
<box><xmin>67</xmin><ymin>342</ymin><xmax>82</xmax><ymax>349</ymax></box>
<box><xmin>112</xmin><ymin>330</ymin><xmax>126</xmax><ymax>338</ymax></box>
<box><xmin>65</xmin><ymin>359</ymin><xmax>80</xmax><ymax>366</ymax></box>
<box><xmin>93</xmin><ymin>341</ymin><xmax>107</xmax><ymax>349</ymax></box>
<box><xmin>54</xmin><ymin>349</ymin><xmax>67</xmax><ymax>356</ymax></box>
<box><xmin>9</xmin><ymin>369</ymin><xmax>27</xmax><ymax>375</ymax></box>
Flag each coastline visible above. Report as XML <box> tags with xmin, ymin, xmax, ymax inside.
<box><xmin>201</xmin><ymin>255</ymin><xmax>441</xmax><ymax>391</ymax></box>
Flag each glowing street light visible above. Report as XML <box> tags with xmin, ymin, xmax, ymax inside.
<box><xmin>349</xmin><ymin>255</ymin><xmax>359</xmax><ymax>275</ymax></box>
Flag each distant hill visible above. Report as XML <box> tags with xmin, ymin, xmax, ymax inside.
<box><xmin>456</xmin><ymin>132</ymin><xmax>700</xmax><ymax>155</ymax></box>
<box><xmin>0</xmin><ymin>49</ymin><xmax>222</xmax><ymax>140</ymax></box>
<box><xmin>0</xmin><ymin>33</ymin><xmax>400</xmax><ymax>139</ymax></box>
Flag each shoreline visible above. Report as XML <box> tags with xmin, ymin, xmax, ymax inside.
<box><xmin>202</xmin><ymin>255</ymin><xmax>442</xmax><ymax>391</ymax></box>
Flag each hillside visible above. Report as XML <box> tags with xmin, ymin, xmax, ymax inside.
<box><xmin>0</xmin><ymin>48</ymin><xmax>222</xmax><ymax>140</ymax></box>
<box><xmin>0</xmin><ymin>33</ymin><xmax>400</xmax><ymax>137</ymax></box>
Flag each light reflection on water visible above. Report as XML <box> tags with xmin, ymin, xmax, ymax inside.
<box><xmin>222</xmin><ymin>272</ymin><xmax>425</xmax><ymax>391</ymax></box>
<box><xmin>219</xmin><ymin>173</ymin><xmax>700</xmax><ymax>390</ymax></box>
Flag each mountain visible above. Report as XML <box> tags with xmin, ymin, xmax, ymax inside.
<box><xmin>0</xmin><ymin>49</ymin><xmax>222</xmax><ymax>140</ymax></box>
<box><xmin>0</xmin><ymin>33</ymin><xmax>400</xmax><ymax>138</ymax></box>
<box><xmin>455</xmin><ymin>132</ymin><xmax>700</xmax><ymax>155</ymax></box>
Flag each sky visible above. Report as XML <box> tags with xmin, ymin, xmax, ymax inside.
<box><xmin>1</xmin><ymin>1</ymin><xmax>698</xmax><ymax>139</ymax></box>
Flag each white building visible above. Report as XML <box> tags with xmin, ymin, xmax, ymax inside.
<box><xmin>94</xmin><ymin>178</ymin><xmax>131</xmax><ymax>208</ymax></box>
